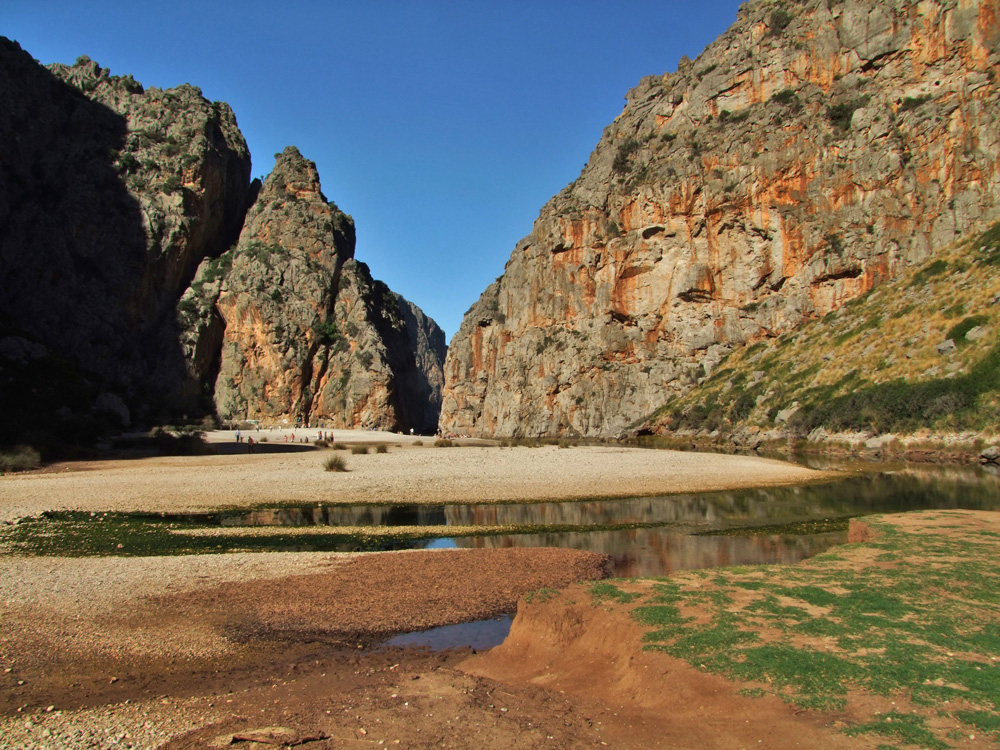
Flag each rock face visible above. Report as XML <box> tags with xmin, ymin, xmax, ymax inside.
<box><xmin>0</xmin><ymin>39</ymin><xmax>251</xmax><ymax>427</ymax></box>
<box><xmin>440</xmin><ymin>0</ymin><xmax>1000</xmax><ymax>438</ymax></box>
<box><xmin>210</xmin><ymin>147</ymin><xmax>445</xmax><ymax>431</ymax></box>
<box><xmin>0</xmin><ymin>40</ymin><xmax>445</xmax><ymax>440</ymax></box>
<box><xmin>395</xmin><ymin>295</ymin><xmax>449</xmax><ymax>432</ymax></box>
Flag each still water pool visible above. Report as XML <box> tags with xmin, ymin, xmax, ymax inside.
<box><xmin>200</xmin><ymin>462</ymin><xmax>1000</xmax><ymax>578</ymax></box>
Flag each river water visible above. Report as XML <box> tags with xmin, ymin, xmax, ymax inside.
<box><xmin>211</xmin><ymin>460</ymin><xmax>1000</xmax><ymax>578</ymax></box>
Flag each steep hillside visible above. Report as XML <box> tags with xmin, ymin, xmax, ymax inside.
<box><xmin>649</xmin><ymin>219</ymin><xmax>1000</xmax><ymax>445</ymax></box>
<box><xmin>198</xmin><ymin>147</ymin><xmax>444</xmax><ymax>432</ymax></box>
<box><xmin>0</xmin><ymin>40</ymin><xmax>251</xmax><ymax>435</ymax></box>
<box><xmin>0</xmin><ymin>41</ymin><xmax>445</xmax><ymax>444</ymax></box>
<box><xmin>440</xmin><ymin>0</ymin><xmax>1000</xmax><ymax>438</ymax></box>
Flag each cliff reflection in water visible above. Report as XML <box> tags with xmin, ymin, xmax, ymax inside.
<box><xmin>453</xmin><ymin>528</ymin><xmax>846</xmax><ymax>578</ymax></box>
<box><xmin>444</xmin><ymin>467</ymin><xmax>1000</xmax><ymax>576</ymax></box>
<box><xmin>214</xmin><ymin>465</ymin><xmax>1000</xmax><ymax>577</ymax></box>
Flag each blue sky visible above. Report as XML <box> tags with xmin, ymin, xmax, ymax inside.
<box><xmin>6</xmin><ymin>0</ymin><xmax>742</xmax><ymax>341</ymax></box>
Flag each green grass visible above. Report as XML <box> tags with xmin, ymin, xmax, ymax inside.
<box><xmin>844</xmin><ymin>711</ymin><xmax>948</xmax><ymax>749</ymax></box>
<box><xmin>324</xmin><ymin>454</ymin><xmax>348</xmax><ymax>472</ymax></box>
<box><xmin>623</xmin><ymin>511</ymin><xmax>1000</xmax><ymax>747</ymax></box>
<box><xmin>0</xmin><ymin>445</ymin><xmax>41</xmax><ymax>472</ymax></box>
<box><xmin>947</xmin><ymin>314</ymin><xmax>988</xmax><ymax>344</ymax></box>
<box><xmin>589</xmin><ymin>581</ymin><xmax>642</xmax><ymax>604</ymax></box>
<box><xmin>524</xmin><ymin>587</ymin><xmax>560</xmax><ymax>604</ymax></box>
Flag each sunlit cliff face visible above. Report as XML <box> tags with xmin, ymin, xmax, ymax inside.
<box><xmin>440</xmin><ymin>0</ymin><xmax>1000</xmax><ymax>439</ymax></box>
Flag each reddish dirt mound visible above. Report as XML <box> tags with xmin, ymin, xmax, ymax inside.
<box><xmin>463</xmin><ymin>587</ymin><xmax>869</xmax><ymax>749</ymax></box>
<box><xmin>140</xmin><ymin>547</ymin><xmax>610</xmax><ymax>642</ymax></box>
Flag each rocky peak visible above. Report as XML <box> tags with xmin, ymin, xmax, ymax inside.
<box><xmin>210</xmin><ymin>147</ymin><xmax>442</xmax><ymax>431</ymax></box>
<box><xmin>0</xmin><ymin>37</ymin><xmax>251</xmax><ymax>431</ymax></box>
<box><xmin>440</xmin><ymin>0</ymin><xmax>1000</xmax><ymax>439</ymax></box>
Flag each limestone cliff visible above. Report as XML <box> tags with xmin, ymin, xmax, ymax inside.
<box><xmin>395</xmin><ymin>295</ymin><xmax>449</xmax><ymax>432</ymax></box>
<box><xmin>1</xmin><ymin>41</ymin><xmax>446</xmax><ymax>443</ymax></box>
<box><xmin>0</xmin><ymin>39</ymin><xmax>251</xmax><ymax>432</ymax></box>
<box><xmin>440</xmin><ymin>0</ymin><xmax>1000</xmax><ymax>438</ymax></box>
<box><xmin>210</xmin><ymin>147</ymin><xmax>444</xmax><ymax>431</ymax></box>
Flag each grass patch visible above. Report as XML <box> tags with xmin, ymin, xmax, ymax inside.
<box><xmin>0</xmin><ymin>445</ymin><xmax>42</xmax><ymax>472</ymax></box>
<box><xmin>323</xmin><ymin>455</ymin><xmax>348</xmax><ymax>472</ymax></box>
<box><xmin>434</xmin><ymin>438</ymin><xmax>455</xmax><ymax>447</ymax></box>
<box><xmin>624</xmin><ymin>512</ymin><xmax>1000</xmax><ymax>746</ymax></box>
<box><xmin>524</xmin><ymin>587</ymin><xmax>560</xmax><ymax>604</ymax></box>
<box><xmin>844</xmin><ymin>711</ymin><xmax>948</xmax><ymax>749</ymax></box>
<box><xmin>789</xmin><ymin>342</ymin><xmax>1000</xmax><ymax>434</ymax></box>
<box><xmin>350</xmin><ymin>445</ymin><xmax>369</xmax><ymax>455</ymax></box>
<box><xmin>946</xmin><ymin>314</ymin><xmax>988</xmax><ymax>344</ymax></box>
<box><xmin>375</xmin><ymin>444</ymin><xmax>389</xmax><ymax>454</ymax></box>
<box><xmin>590</xmin><ymin>581</ymin><xmax>642</xmax><ymax>604</ymax></box>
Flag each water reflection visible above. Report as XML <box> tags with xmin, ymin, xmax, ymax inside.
<box><xmin>381</xmin><ymin>615</ymin><xmax>513</xmax><ymax>651</ymax></box>
<box><xmin>450</xmin><ymin>529</ymin><xmax>847</xmax><ymax>578</ymax></box>
<box><xmin>203</xmin><ymin>464</ymin><xmax>1000</xmax><ymax>577</ymax></box>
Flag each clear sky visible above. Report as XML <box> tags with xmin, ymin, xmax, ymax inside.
<box><xmin>6</xmin><ymin>0</ymin><xmax>743</xmax><ymax>342</ymax></box>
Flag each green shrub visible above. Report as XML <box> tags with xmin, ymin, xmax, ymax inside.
<box><xmin>772</xmin><ymin>88</ymin><xmax>799</xmax><ymax>106</ymax></box>
<box><xmin>975</xmin><ymin>221</ymin><xmax>1000</xmax><ymax>266</ymax></box>
<box><xmin>412</xmin><ymin>439</ymin><xmax>424</xmax><ymax>446</ymax></box>
<box><xmin>375</xmin><ymin>444</ymin><xmax>388</xmax><ymax>454</ymax></box>
<box><xmin>350</xmin><ymin>445</ymin><xmax>369</xmax><ymax>455</ymax></box>
<box><xmin>312</xmin><ymin>319</ymin><xmax>340</xmax><ymax>346</ymax></box>
<box><xmin>946</xmin><ymin>315</ymin><xmax>988</xmax><ymax>344</ymax></box>
<box><xmin>161</xmin><ymin>174</ymin><xmax>183</xmax><ymax>193</ymax></box>
<box><xmin>824</xmin><ymin>233</ymin><xmax>845</xmax><ymax>255</ymax></box>
<box><xmin>910</xmin><ymin>258</ymin><xmax>949</xmax><ymax>286</ymax></box>
<box><xmin>900</xmin><ymin>95</ymin><xmax>932</xmax><ymax>111</ymax></box>
<box><xmin>314</xmin><ymin>439</ymin><xmax>330</xmax><ymax>448</ymax></box>
<box><xmin>153</xmin><ymin>429</ymin><xmax>211</xmax><ymax>456</ymax></box>
<box><xmin>769</xmin><ymin>9</ymin><xmax>793</xmax><ymax>35</ymax></box>
<box><xmin>323</xmin><ymin>455</ymin><xmax>347</xmax><ymax>472</ymax></box>
<box><xmin>0</xmin><ymin>445</ymin><xmax>41</xmax><ymax>473</ymax></box>
<box><xmin>827</xmin><ymin>97</ymin><xmax>868</xmax><ymax>133</ymax></box>
<box><xmin>612</xmin><ymin>138</ymin><xmax>642</xmax><ymax>173</ymax></box>
<box><xmin>827</xmin><ymin>103</ymin><xmax>855</xmax><ymax>131</ymax></box>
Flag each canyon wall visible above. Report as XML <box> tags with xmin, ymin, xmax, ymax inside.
<box><xmin>207</xmin><ymin>147</ymin><xmax>446</xmax><ymax>430</ymax></box>
<box><xmin>440</xmin><ymin>0</ymin><xmax>1000</xmax><ymax>438</ymax></box>
<box><xmin>0</xmin><ymin>41</ymin><xmax>444</xmax><ymax>439</ymax></box>
<box><xmin>0</xmin><ymin>41</ymin><xmax>251</xmax><ymax>429</ymax></box>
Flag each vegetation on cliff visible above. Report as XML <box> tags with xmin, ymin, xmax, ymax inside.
<box><xmin>0</xmin><ymin>39</ymin><xmax>446</xmax><ymax>452</ymax></box>
<box><xmin>440</xmin><ymin>0</ymin><xmax>1000</xmax><ymax>439</ymax></box>
<box><xmin>651</xmin><ymin>219</ymin><xmax>1000</xmax><ymax>442</ymax></box>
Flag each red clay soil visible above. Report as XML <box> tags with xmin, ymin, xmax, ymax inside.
<box><xmin>3</xmin><ymin>546</ymin><xmax>871</xmax><ymax>749</ymax></box>
<box><xmin>464</xmin><ymin>590</ymin><xmax>872</xmax><ymax>750</ymax></box>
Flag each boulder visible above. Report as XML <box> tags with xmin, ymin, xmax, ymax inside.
<box><xmin>981</xmin><ymin>445</ymin><xmax>1000</xmax><ymax>464</ymax></box>
<box><xmin>937</xmin><ymin>339</ymin><xmax>957</xmax><ymax>355</ymax></box>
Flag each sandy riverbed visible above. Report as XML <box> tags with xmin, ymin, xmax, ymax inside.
<box><xmin>0</xmin><ymin>435</ymin><xmax>844</xmax><ymax>749</ymax></box>
<box><xmin>0</xmin><ymin>430</ymin><xmax>838</xmax><ymax>524</ymax></box>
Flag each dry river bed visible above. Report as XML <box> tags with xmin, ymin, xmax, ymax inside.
<box><xmin>0</xmin><ymin>437</ymin><xmax>845</xmax><ymax>749</ymax></box>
